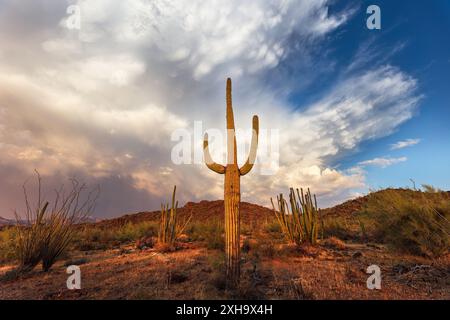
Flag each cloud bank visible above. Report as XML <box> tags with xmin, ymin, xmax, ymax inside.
<box><xmin>0</xmin><ymin>0</ymin><xmax>421</xmax><ymax>218</ymax></box>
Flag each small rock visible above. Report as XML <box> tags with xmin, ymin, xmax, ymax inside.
<box><xmin>352</xmin><ymin>251</ymin><xmax>363</xmax><ymax>259</ymax></box>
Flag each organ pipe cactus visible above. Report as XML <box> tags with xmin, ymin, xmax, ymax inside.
<box><xmin>203</xmin><ymin>78</ymin><xmax>259</xmax><ymax>285</ymax></box>
<box><xmin>271</xmin><ymin>188</ymin><xmax>320</xmax><ymax>245</ymax></box>
<box><xmin>158</xmin><ymin>186</ymin><xmax>191</xmax><ymax>246</ymax></box>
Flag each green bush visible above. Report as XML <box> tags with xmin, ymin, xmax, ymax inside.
<box><xmin>186</xmin><ymin>220</ymin><xmax>224</xmax><ymax>251</ymax></box>
<box><xmin>0</xmin><ymin>227</ymin><xmax>18</xmax><ymax>264</ymax></box>
<box><xmin>72</xmin><ymin>221</ymin><xmax>158</xmax><ymax>250</ymax></box>
<box><xmin>360</xmin><ymin>189</ymin><xmax>450</xmax><ymax>257</ymax></box>
<box><xmin>321</xmin><ymin>217</ymin><xmax>359</xmax><ymax>240</ymax></box>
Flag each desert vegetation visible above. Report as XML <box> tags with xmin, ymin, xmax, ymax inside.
<box><xmin>358</xmin><ymin>188</ymin><xmax>450</xmax><ymax>257</ymax></box>
<box><xmin>0</xmin><ymin>72</ymin><xmax>447</xmax><ymax>297</ymax></box>
<box><xmin>158</xmin><ymin>186</ymin><xmax>192</xmax><ymax>248</ymax></box>
<box><xmin>0</xmin><ymin>184</ymin><xmax>448</xmax><ymax>299</ymax></box>
<box><xmin>1</xmin><ymin>172</ymin><xmax>98</xmax><ymax>278</ymax></box>
<box><xmin>272</xmin><ymin>188</ymin><xmax>321</xmax><ymax>246</ymax></box>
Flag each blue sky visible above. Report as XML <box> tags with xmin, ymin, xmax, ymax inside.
<box><xmin>0</xmin><ymin>0</ymin><xmax>449</xmax><ymax>218</ymax></box>
<box><xmin>286</xmin><ymin>0</ymin><xmax>450</xmax><ymax>192</ymax></box>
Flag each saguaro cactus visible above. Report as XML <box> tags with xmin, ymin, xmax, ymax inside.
<box><xmin>203</xmin><ymin>78</ymin><xmax>259</xmax><ymax>285</ymax></box>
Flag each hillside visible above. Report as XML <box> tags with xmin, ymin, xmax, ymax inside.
<box><xmin>89</xmin><ymin>188</ymin><xmax>397</xmax><ymax>227</ymax></box>
<box><xmin>0</xmin><ymin>217</ymin><xmax>13</xmax><ymax>227</ymax></box>
<box><xmin>93</xmin><ymin>200</ymin><xmax>274</xmax><ymax>229</ymax></box>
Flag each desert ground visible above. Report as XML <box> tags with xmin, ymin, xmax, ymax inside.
<box><xmin>0</xmin><ymin>189</ymin><xmax>449</xmax><ymax>300</ymax></box>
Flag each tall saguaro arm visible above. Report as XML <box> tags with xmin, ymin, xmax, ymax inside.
<box><xmin>239</xmin><ymin>115</ymin><xmax>259</xmax><ymax>176</ymax></box>
<box><xmin>203</xmin><ymin>133</ymin><xmax>226</xmax><ymax>174</ymax></box>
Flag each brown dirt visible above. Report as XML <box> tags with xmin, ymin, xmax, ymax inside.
<box><xmin>0</xmin><ymin>240</ymin><xmax>448</xmax><ymax>300</ymax></box>
<box><xmin>1</xmin><ymin>189</ymin><xmax>448</xmax><ymax>300</ymax></box>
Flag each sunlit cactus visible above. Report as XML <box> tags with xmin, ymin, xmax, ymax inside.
<box><xmin>203</xmin><ymin>78</ymin><xmax>259</xmax><ymax>285</ymax></box>
<box><xmin>271</xmin><ymin>188</ymin><xmax>320</xmax><ymax>245</ymax></box>
<box><xmin>158</xmin><ymin>186</ymin><xmax>191</xmax><ymax>246</ymax></box>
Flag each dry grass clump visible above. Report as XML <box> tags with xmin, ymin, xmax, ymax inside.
<box><xmin>321</xmin><ymin>236</ymin><xmax>347</xmax><ymax>250</ymax></box>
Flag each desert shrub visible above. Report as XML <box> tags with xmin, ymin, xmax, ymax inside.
<box><xmin>0</xmin><ymin>227</ymin><xmax>18</xmax><ymax>263</ymax></box>
<box><xmin>264</xmin><ymin>220</ymin><xmax>282</xmax><ymax>234</ymax></box>
<box><xmin>252</xmin><ymin>238</ymin><xmax>276</xmax><ymax>259</ymax></box>
<box><xmin>205</xmin><ymin>223</ymin><xmax>225</xmax><ymax>251</ymax></box>
<box><xmin>13</xmin><ymin>172</ymin><xmax>98</xmax><ymax>272</ymax></box>
<box><xmin>208</xmin><ymin>252</ymin><xmax>227</xmax><ymax>290</ymax></box>
<box><xmin>360</xmin><ymin>189</ymin><xmax>450</xmax><ymax>257</ymax></box>
<box><xmin>321</xmin><ymin>217</ymin><xmax>358</xmax><ymax>240</ymax></box>
<box><xmin>117</xmin><ymin>222</ymin><xmax>158</xmax><ymax>242</ymax></box>
<box><xmin>186</xmin><ymin>219</ymin><xmax>225</xmax><ymax>250</ymax></box>
<box><xmin>321</xmin><ymin>236</ymin><xmax>346</xmax><ymax>250</ymax></box>
<box><xmin>72</xmin><ymin>221</ymin><xmax>158</xmax><ymax>250</ymax></box>
<box><xmin>271</xmin><ymin>187</ymin><xmax>320</xmax><ymax>245</ymax></box>
<box><xmin>241</xmin><ymin>223</ymin><xmax>252</xmax><ymax>236</ymax></box>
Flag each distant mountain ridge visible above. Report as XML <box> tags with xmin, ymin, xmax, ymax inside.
<box><xmin>0</xmin><ymin>216</ymin><xmax>16</xmax><ymax>226</ymax></box>
<box><xmin>0</xmin><ymin>216</ymin><xmax>99</xmax><ymax>227</ymax></box>
<box><xmin>3</xmin><ymin>188</ymin><xmax>448</xmax><ymax>229</ymax></box>
<box><xmin>93</xmin><ymin>188</ymin><xmax>450</xmax><ymax>228</ymax></box>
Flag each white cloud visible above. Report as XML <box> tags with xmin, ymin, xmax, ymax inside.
<box><xmin>72</xmin><ymin>0</ymin><xmax>351</xmax><ymax>79</ymax></box>
<box><xmin>242</xmin><ymin>65</ymin><xmax>420</xmax><ymax>206</ymax></box>
<box><xmin>0</xmin><ymin>0</ymin><xmax>422</xmax><ymax>216</ymax></box>
<box><xmin>390</xmin><ymin>138</ymin><xmax>421</xmax><ymax>150</ymax></box>
<box><xmin>358</xmin><ymin>157</ymin><xmax>407</xmax><ymax>168</ymax></box>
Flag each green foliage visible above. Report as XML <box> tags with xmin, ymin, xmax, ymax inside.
<box><xmin>271</xmin><ymin>187</ymin><xmax>320</xmax><ymax>245</ymax></box>
<box><xmin>360</xmin><ymin>189</ymin><xmax>450</xmax><ymax>257</ymax></box>
<box><xmin>264</xmin><ymin>220</ymin><xmax>282</xmax><ymax>234</ymax></box>
<box><xmin>0</xmin><ymin>227</ymin><xmax>19</xmax><ymax>264</ymax></box>
<box><xmin>186</xmin><ymin>220</ymin><xmax>224</xmax><ymax>250</ymax></box>
<box><xmin>72</xmin><ymin>221</ymin><xmax>158</xmax><ymax>250</ymax></box>
<box><xmin>321</xmin><ymin>217</ymin><xmax>357</xmax><ymax>240</ymax></box>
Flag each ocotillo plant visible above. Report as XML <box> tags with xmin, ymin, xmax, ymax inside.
<box><xmin>203</xmin><ymin>78</ymin><xmax>259</xmax><ymax>285</ymax></box>
<box><xmin>158</xmin><ymin>185</ymin><xmax>191</xmax><ymax>246</ymax></box>
<box><xmin>271</xmin><ymin>188</ymin><xmax>320</xmax><ymax>245</ymax></box>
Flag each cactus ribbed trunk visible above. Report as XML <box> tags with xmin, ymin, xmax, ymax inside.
<box><xmin>203</xmin><ymin>78</ymin><xmax>259</xmax><ymax>286</ymax></box>
<box><xmin>224</xmin><ymin>165</ymin><xmax>240</xmax><ymax>283</ymax></box>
